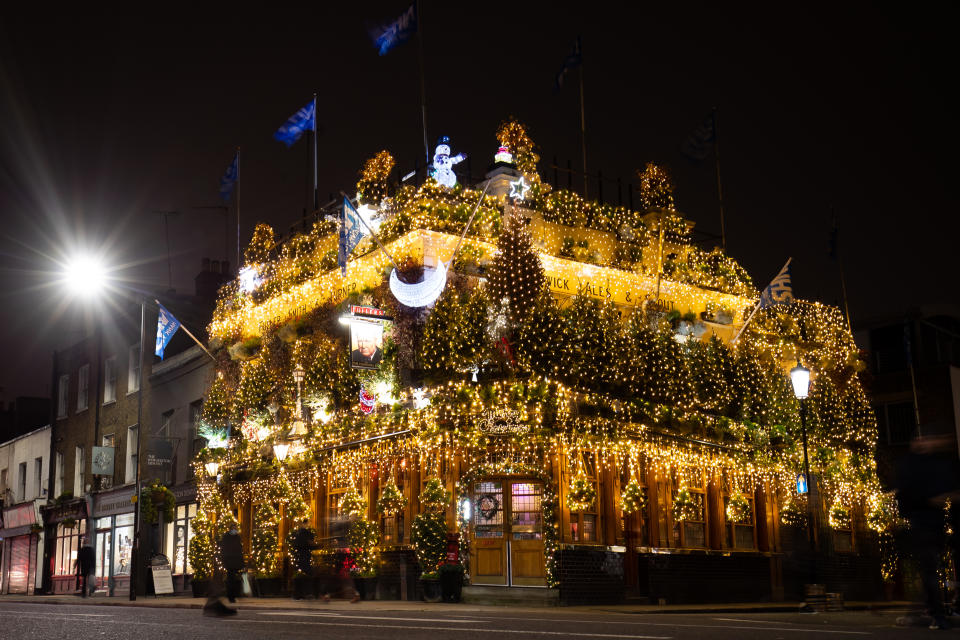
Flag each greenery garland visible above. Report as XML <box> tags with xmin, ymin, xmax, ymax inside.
<box><xmin>673</xmin><ymin>486</ymin><xmax>698</xmax><ymax>523</ymax></box>
<box><xmin>140</xmin><ymin>480</ymin><xmax>176</xmax><ymax>525</ymax></box>
<box><xmin>726</xmin><ymin>493</ymin><xmax>751</xmax><ymax>523</ymax></box>
<box><xmin>376</xmin><ymin>478</ymin><xmax>408</xmax><ymax>516</ymax></box>
<box><xmin>565</xmin><ymin>473</ymin><xmax>596</xmax><ymax>512</ymax></box>
<box><xmin>829</xmin><ymin>504</ymin><xmax>851</xmax><ymax>530</ymax></box>
<box><xmin>419</xmin><ymin>477</ymin><xmax>450</xmax><ymax>513</ymax></box>
<box><xmin>339</xmin><ymin>486</ymin><xmax>367</xmax><ymax>517</ymax></box>
<box><xmin>620</xmin><ymin>479</ymin><xmax>646</xmax><ymax>514</ymax></box>
<box><xmin>780</xmin><ymin>496</ymin><xmax>808</xmax><ymax>528</ymax></box>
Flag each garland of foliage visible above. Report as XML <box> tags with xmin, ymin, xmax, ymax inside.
<box><xmin>339</xmin><ymin>486</ymin><xmax>367</xmax><ymax>517</ymax></box>
<box><xmin>376</xmin><ymin>478</ymin><xmax>408</xmax><ymax>516</ymax></box>
<box><xmin>829</xmin><ymin>504</ymin><xmax>851</xmax><ymax>530</ymax></box>
<box><xmin>565</xmin><ymin>473</ymin><xmax>597</xmax><ymax>512</ymax></box>
<box><xmin>140</xmin><ymin>480</ymin><xmax>176</xmax><ymax>525</ymax></box>
<box><xmin>673</xmin><ymin>486</ymin><xmax>698</xmax><ymax>523</ymax></box>
<box><xmin>419</xmin><ymin>477</ymin><xmax>450</xmax><ymax>513</ymax></box>
<box><xmin>726</xmin><ymin>493</ymin><xmax>752</xmax><ymax>523</ymax></box>
<box><xmin>620</xmin><ymin>479</ymin><xmax>646</xmax><ymax>514</ymax></box>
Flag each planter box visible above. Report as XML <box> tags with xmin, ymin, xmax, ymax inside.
<box><xmin>420</xmin><ymin>578</ymin><xmax>442</xmax><ymax>603</ymax></box>
<box><xmin>355</xmin><ymin>576</ymin><xmax>377</xmax><ymax>600</ymax></box>
<box><xmin>256</xmin><ymin>576</ymin><xmax>282</xmax><ymax>596</ymax></box>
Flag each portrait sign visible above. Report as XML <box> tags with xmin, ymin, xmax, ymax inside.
<box><xmin>350</xmin><ymin>319</ymin><xmax>386</xmax><ymax>370</ymax></box>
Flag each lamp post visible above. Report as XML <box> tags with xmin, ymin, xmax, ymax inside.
<box><xmin>790</xmin><ymin>363</ymin><xmax>818</xmax><ymax>589</ymax></box>
<box><xmin>290</xmin><ymin>364</ymin><xmax>307</xmax><ymax>437</ymax></box>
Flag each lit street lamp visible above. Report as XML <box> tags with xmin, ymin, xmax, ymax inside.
<box><xmin>204</xmin><ymin>461</ymin><xmax>220</xmax><ymax>477</ymax></box>
<box><xmin>790</xmin><ymin>363</ymin><xmax>819</xmax><ymax>590</ymax></box>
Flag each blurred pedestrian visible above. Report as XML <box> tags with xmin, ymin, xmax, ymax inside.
<box><xmin>895</xmin><ymin>434</ymin><xmax>960</xmax><ymax>630</ymax></box>
<box><xmin>75</xmin><ymin>536</ymin><xmax>95</xmax><ymax>597</ymax></box>
<box><xmin>290</xmin><ymin>519</ymin><xmax>315</xmax><ymax>600</ymax></box>
<box><xmin>203</xmin><ymin>518</ymin><xmax>240</xmax><ymax>617</ymax></box>
<box><xmin>221</xmin><ymin>521</ymin><xmax>244</xmax><ymax>603</ymax></box>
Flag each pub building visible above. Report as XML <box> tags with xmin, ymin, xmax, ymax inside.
<box><xmin>193</xmin><ymin>131</ymin><xmax>886</xmax><ymax>604</ymax></box>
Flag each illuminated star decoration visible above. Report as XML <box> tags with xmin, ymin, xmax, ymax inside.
<box><xmin>509</xmin><ymin>176</ymin><xmax>530</xmax><ymax>201</ymax></box>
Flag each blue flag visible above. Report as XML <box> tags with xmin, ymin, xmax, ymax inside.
<box><xmin>369</xmin><ymin>4</ymin><xmax>417</xmax><ymax>56</ymax></box>
<box><xmin>273</xmin><ymin>98</ymin><xmax>316</xmax><ymax>147</ymax></box>
<box><xmin>155</xmin><ymin>303</ymin><xmax>181</xmax><ymax>360</ymax></box>
<box><xmin>681</xmin><ymin>112</ymin><xmax>716</xmax><ymax>161</ymax></box>
<box><xmin>219</xmin><ymin>152</ymin><xmax>239</xmax><ymax>202</ymax></box>
<box><xmin>759</xmin><ymin>260</ymin><xmax>794</xmax><ymax>309</ymax></box>
<box><xmin>338</xmin><ymin>197</ymin><xmax>366</xmax><ymax>275</ymax></box>
<box><xmin>555</xmin><ymin>37</ymin><xmax>582</xmax><ymax>90</ymax></box>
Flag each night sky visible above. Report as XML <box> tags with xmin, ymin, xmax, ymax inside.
<box><xmin>1</xmin><ymin>4</ymin><xmax>957</xmax><ymax>403</ymax></box>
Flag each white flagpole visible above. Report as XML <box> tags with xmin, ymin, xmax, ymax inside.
<box><xmin>732</xmin><ymin>257</ymin><xmax>792</xmax><ymax>344</ymax></box>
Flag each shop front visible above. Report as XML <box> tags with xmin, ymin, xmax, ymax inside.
<box><xmin>91</xmin><ymin>486</ymin><xmax>135</xmax><ymax>596</ymax></box>
<box><xmin>162</xmin><ymin>482</ymin><xmax>198</xmax><ymax>594</ymax></box>
<box><xmin>0</xmin><ymin>500</ymin><xmax>44</xmax><ymax>595</ymax></box>
<box><xmin>44</xmin><ymin>497</ymin><xmax>89</xmax><ymax>594</ymax></box>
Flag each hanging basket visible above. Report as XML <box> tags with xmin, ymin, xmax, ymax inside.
<box><xmin>620</xmin><ymin>479</ymin><xmax>646</xmax><ymax>514</ymax></box>
<box><xmin>565</xmin><ymin>474</ymin><xmax>596</xmax><ymax>512</ymax></box>
<box><xmin>376</xmin><ymin>479</ymin><xmax>408</xmax><ymax>516</ymax></box>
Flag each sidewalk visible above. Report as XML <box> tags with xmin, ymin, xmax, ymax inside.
<box><xmin>0</xmin><ymin>593</ymin><xmax>916</xmax><ymax>615</ymax></box>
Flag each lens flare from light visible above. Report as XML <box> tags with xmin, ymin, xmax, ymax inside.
<box><xmin>63</xmin><ymin>255</ymin><xmax>107</xmax><ymax>298</ymax></box>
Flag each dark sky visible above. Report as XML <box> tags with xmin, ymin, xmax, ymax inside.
<box><xmin>1</xmin><ymin>4</ymin><xmax>958</xmax><ymax>403</ymax></box>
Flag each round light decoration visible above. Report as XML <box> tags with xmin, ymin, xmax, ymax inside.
<box><xmin>389</xmin><ymin>260</ymin><xmax>448</xmax><ymax>308</ymax></box>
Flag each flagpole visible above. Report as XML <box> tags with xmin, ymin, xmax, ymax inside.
<box><xmin>416</xmin><ymin>0</ymin><xmax>429</xmax><ymax>162</ymax></box>
<box><xmin>312</xmin><ymin>93</ymin><xmax>319</xmax><ymax>213</ymax></box>
<box><xmin>831</xmin><ymin>210</ymin><xmax>852</xmax><ymax>332</ymax></box>
<box><xmin>153</xmin><ymin>299</ymin><xmax>216</xmax><ymax>362</ymax></box>
<box><xmin>712</xmin><ymin>107</ymin><xmax>727</xmax><ymax>251</ymax></box>
<box><xmin>732</xmin><ymin>257</ymin><xmax>792</xmax><ymax>344</ymax></box>
<box><xmin>578</xmin><ymin>38</ymin><xmax>588</xmax><ymax>199</ymax></box>
<box><xmin>340</xmin><ymin>192</ymin><xmax>400</xmax><ymax>270</ymax></box>
<box><xmin>235</xmin><ymin>148</ymin><xmax>241</xmax><ymax>271</ymax></box>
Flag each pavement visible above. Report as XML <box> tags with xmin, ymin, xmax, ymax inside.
<box><xmin>0</xmin><ymin>592</ymin><xmax>918</xmax><ymax>615</ymax></box>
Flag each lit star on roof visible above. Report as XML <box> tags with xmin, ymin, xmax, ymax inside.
<box><xmin>509</xmin><ymin>176</ymin><xmax>530</xmax><ymax>201</ymax></box>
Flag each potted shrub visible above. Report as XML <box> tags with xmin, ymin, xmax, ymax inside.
<box><xmin>412</xmin><ymin>511</ymin><xmax>447</xmax><ymax>602</ymax></box>
<box><xmin>347</xmin><ymin>517</ymin><xmax>380</xmax><ymax>600</ymax></box>
<box><xmin>439</xmin><ymin>562</ymin><xmax>464</xmax><ymax>603</ymax></box>
<box><xmin>250</xmin><ymin>504</ymin><xmax>281</xmax><ymax>595</ymax></box>
<box><xmin>187</xmin><ymin>511</ymin><xmax>215</xmax><ymax>597</ymax></box>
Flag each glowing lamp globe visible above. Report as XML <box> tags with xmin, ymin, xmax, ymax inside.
<box><xmin>64</xmin><ymin>255</ymin><xmax>107</xmax><ymax>298</ymax></box>
<box><xmin>790</xmin><ymin>364</ymin><xmax>810</xmax><ymax>400</ymax></box>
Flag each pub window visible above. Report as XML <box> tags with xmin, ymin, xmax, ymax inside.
<box><xmin>671</xmin><ymin>469</ymin><xmax>706</xmax><ymax>548</ymax></box>
<box><xmin>723</xmin><ymin>480</ymin><xmax>757</xmax><ymax>550</ymax></box>
<box><xmin>618</xmin><ymin>457</ymin><xmax>648</xmax><ymax>546</ymax></box>
<box><xmin>53</xmin><ymin>519</ymin><xmax>87</xmax><ymax>576</ymax></box>
<box><xmin>568</xmin><ymin>452</ymin><xmax>599</xmax><ymax>543</ymax></box>
<box><xmin>325</xmin><ymin>474</ymin><xmax>352</xmax><ymax>541</ymax></box>
<box><xmin>379</xmin><ymin>465</ymin><xmax>405</xmax><ymax>546</ymax></box>
<box><xmin>830</xmin><ymin>504</ymin><xmax>854</xmax><ymax>553</ymax></box>
<box><xmin>164</xmin><ymin>503</ymin><xmax>198</xmax><ymax>574</ymax></box>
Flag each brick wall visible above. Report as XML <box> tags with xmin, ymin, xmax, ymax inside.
<box><xmin>377</xmin><ymin>548</ymin><xmax>419</xmax><ymax>600</ymax></box>
<box><xmin>557</xmin><ymin>547</ymin><xmax>625</xmax><ymax>605</ymax></box>
<box><xmin>634</xmin><ymin>551</ymin><xmax>774</xmax><ymax>604</ymax></box>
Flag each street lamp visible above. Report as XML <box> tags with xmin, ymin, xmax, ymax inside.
<box><xmin>204</xmin><ymin>461</ymin><xmax>220</xmax><ymax>477</ymax></box>
<box><xmin>62</xmin><ymin>254</ymin><xmax>108</xmax><ymax>299</ymax></box>
<box><xmin>790</xmin><ymin>363</ymin><xmax>818</xmax><ymax>591</ymax></box>
<box><xmin>290</xmin><ymin>363</ymin><xmax>307</xmax><ymax>437</ymax></box>
<box><xmin>273</xmin><ymin>441</ymin><xmax>290</xmax><ymax>462</ymax></box>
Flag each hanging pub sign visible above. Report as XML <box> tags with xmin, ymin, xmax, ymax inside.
<box><xmin>145</xmin><ymin>437</ymin><xmax>175</xmax><ymax>469</ymax></box>
<box><xmin>91</xmin><ymin>446</ymin><xmax>115</xmax><ymax>476</ymax></box>
<box><xmin>479</xmin><ymin>407</ymin><xmax>528</xmax><ymax>436</ymax></box>
<box><xmin>344</xmin><ymin>306</ymin><xmax>392</xmax><ymax>370</ymax></box>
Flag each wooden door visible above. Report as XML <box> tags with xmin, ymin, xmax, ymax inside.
<box><xmin>469</xmin><ymin>478</ymin><xmax>546</xmax><ymax>587</ymax></box>
<box><xmin>509</xmin><ymin>481</ymin><xmax>546</xmax><ymax>586</ymax></box>
<box><xmin>471</xmin><ymin>480</ymin><xmax>506</xmax><ymax>585</ymax></box>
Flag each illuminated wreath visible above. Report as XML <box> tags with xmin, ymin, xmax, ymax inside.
<box><xmin>476</xmin><ymin>494</ymin><xmax>500</xmax><ymax>520</ymax></box>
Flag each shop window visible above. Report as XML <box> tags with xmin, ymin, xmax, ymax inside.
<box><xmin>672</xmin><ymin>471</ymin><xmax>706</xmax><ymax>548</ymax></box>
<box><xmin>473</xmin><ymin>480</ymin><xmax>504</xmax><ymax>538</ymax></box>
<box><xmin>113</xmin><ymin>513</ymin><xmax>135</xmax><ymax>576</ymax></box>
<box><xmin>568</xmin><ymin>453</ymin><xmax>599</xmax><ymax>543</ymax></box>
<box><xmin>379</xmin><ymin>470</ymin><xmax>405</xmax><ymax>546</ymax></box>
<box><xmin>77</xmin><ymin>364</ymin><xmax>89</xmax><ymax>412</ymax></box>
<box><xmin>94</xmin><ymin>517</ymin><xmax>112</xmax><ymax>587</ymax></box>
<box><xmin>164</xmin><ymin>503</ymin><xmax>198</xmax><ymax>574</ymax></box>
<box><xmin>54</xmin><ymin>520</ymin><xmax>87</xmax><ymax>576</ymax></box>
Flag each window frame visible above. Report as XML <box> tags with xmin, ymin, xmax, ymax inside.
<box><xmin>103</xmin><ymin>356</ymin><xmax>117</xmax><ymax>405</ymax></box>
<box><xmin>127</xmin><ymin>344</ymin><xmax>140</xmax><ymax>394</ymax></box>
<box><xmin>567</xmin><ymin>451</ymin><xmax>600</xmax><ymax>544</ymax></box>
<box><xmin>77</xmin><ymin>364</ymin><xmax>89</xmax><ymax>413</ymax></box>
<box><xmin>58</xmin><ymin>373</ymin><xmax>70</xmax><ymax>419</ymax></box>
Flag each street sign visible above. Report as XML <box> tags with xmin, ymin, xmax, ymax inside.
<box><xmin>796</xmin><ymin>473</ymin><xmax>808</xmax><ymax>495</ymax></box>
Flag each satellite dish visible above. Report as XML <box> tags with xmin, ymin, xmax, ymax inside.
<box><xmin>389</xmin><ymin>261</ymin><xmax>448</xmax><ymax>308</ymax></box>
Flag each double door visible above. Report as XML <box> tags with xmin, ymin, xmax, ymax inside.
<box><xmin>470</xmin><ymin>479</ymin><xmax>545</xmax><ymax>587</ymax></box>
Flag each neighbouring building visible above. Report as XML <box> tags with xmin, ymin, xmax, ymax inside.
<box><xmin>0</xmin><ymin>425</ymin><xmax>51</xmax><ymax>595</ymax></box>
<box><xmin>190</xmin><ymin>127</ymin><xmax>887</xmax><ymax>605</ymax></box>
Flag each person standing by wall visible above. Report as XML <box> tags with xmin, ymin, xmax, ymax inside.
<box><xmin>75</xmin><ymin>536</ymin><xmax>95</xmax><ymax>597</ymax></box>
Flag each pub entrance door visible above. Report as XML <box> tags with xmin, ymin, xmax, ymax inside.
<box><xmin>470</xmin><ymin>478</ymin><xmax>546</xmax><ymax>587</ymax></box>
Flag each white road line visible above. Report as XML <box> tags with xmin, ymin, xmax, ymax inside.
<box><xmin>257</xmin><ymin>611</ymin><xmax>482</xmax><ymax>623</ymax></box>
<box><xmin>231</xmin><ymin>618</ymin><xmax>672</xmax><ymax>638</ymax></box>
<box><xmin>712</xmin><ymin>618</ymin><xmax>783</xmax><ymax>624</ymax></box>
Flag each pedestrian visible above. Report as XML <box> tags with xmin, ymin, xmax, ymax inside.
<box><xmin>75</xmin><ymin>536</ymin><xmax>95</xmax><ymax>597</ymax></box>
<box><xmin>221</xmin><ymin>520</ymin><xmax>244</xmax><ymax>603</ymax></box>
<box><xmin>894</xmin><ymin>434</ymin><xmax>960</xmax><ymax>630</ymax></box>
<box><xmin>291</xmin><ymin>519</ymin><xmax>315</xmax><ymax>600</ymax></box>
<box><xmin>203</xmin><ymin>517</ymin><xmax>240</xmax><ymax>617</ymax></box>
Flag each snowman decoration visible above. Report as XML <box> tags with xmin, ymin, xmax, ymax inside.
<box><xmin>431</xmin><ymin>135</ymin><xmax>467</xmax><ymax>188</ymax></box>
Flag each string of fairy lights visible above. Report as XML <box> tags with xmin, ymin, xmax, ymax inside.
<box><xmin>191</xmin><ymin>121</ymin><xmax>891</xmax><ymax>588</ymax></box>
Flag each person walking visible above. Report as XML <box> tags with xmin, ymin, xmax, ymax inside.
<box><xmin>221</xmin><ymin>521</ymin><xmax>244</xmax><ymax>604</ymax></box>
<box><xmin>290</xmin><ymin>519</ymin><xmax>314</xmax><ymax>600</ymax></box>
<box><xmin>75</xmin><ymin>536</ymin><xmax>95</xmax><ymax>597</ymax></box>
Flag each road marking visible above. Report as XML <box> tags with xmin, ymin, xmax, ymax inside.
<box><xmin>231</xmin><ymin>618</ymin><xmax>672</xmax><ymax>638</ymax></box>
<box><xmin>257</xmin><ymin>611</ymin><xmax>482</xmax><ymax>623</ymax></box>
<box><xmin>712</xmin><ymin>618</ymin><xmax>783</xmax><ymax>624</ymax></box>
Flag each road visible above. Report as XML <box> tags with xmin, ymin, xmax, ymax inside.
<box><xmin>0</xmin><ymin>601</ymin><xmax>943</xmax><ymax>639</ymax></box>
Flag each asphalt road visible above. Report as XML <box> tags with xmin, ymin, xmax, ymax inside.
<box><xmin>0</xmin><ymin>601</ymin><xmax>946</xmax><ymax>639</ymax></box>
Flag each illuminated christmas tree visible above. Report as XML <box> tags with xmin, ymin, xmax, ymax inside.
<box><xmin>486</xmin><ymin>207</ymin><xmax>545</xmax><ymax>327</ymax></box>
<box><xmin>251</xmin><ymin>503</ymin><xmax>280</xmax><ymax>578</ymax></box>
<box><xmin>357</xmin><ymin>150</ymin><xmax>395</xmax><ymax>206</ymax></box>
